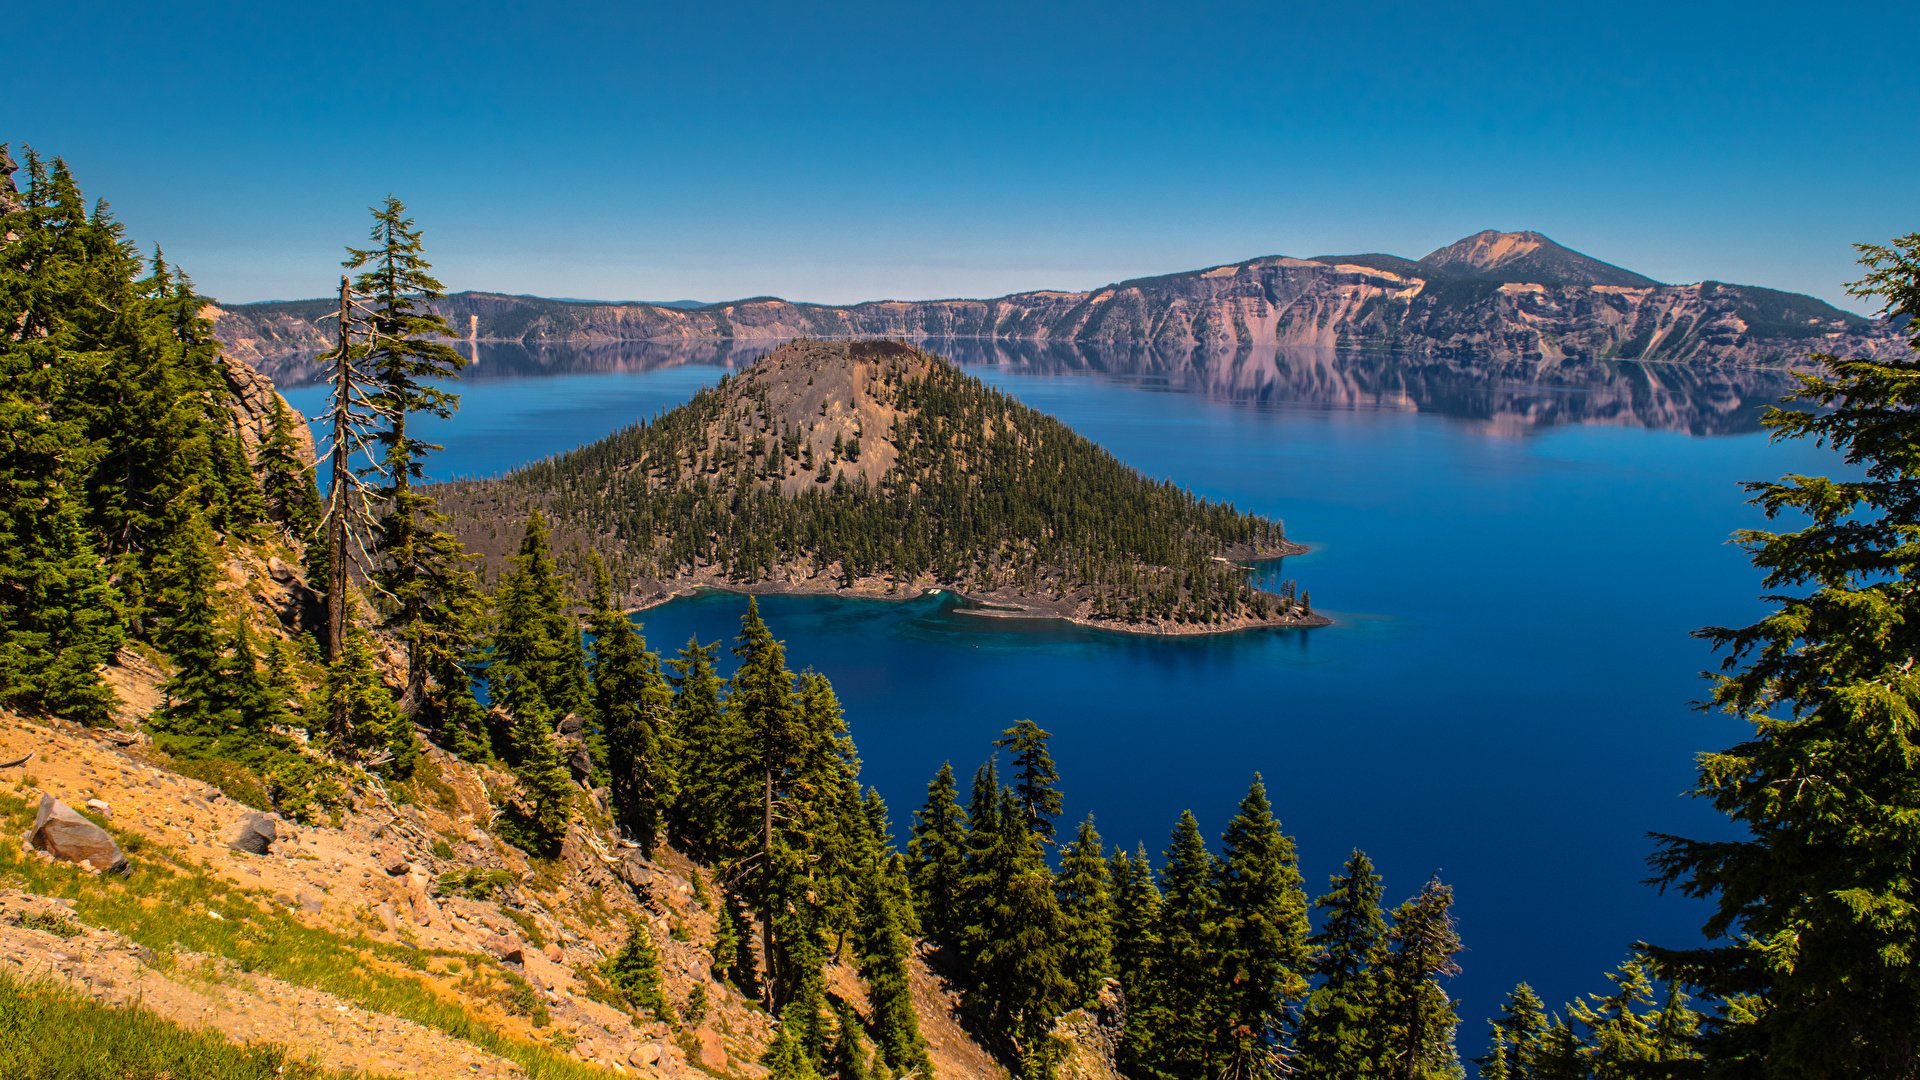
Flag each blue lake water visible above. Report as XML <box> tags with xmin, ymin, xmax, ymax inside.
<box><xmin>286</xmin><ymin>343</ymin><xmax>1827</xmax><ymax>1045</ymax></box>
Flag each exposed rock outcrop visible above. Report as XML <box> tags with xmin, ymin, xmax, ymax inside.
<box><xmin>218</xmin><ymin>347</ymin><xmax>315</xmax><ymax>466</ymax></box>
<box><xmin>0</xmin><ymin>144</ymin><xmax>21</xmax><ymax>219</ymax></box>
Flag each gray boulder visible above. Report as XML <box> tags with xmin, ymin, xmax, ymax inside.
<box><xmin>228</xmin><ymin>812</ymin><xmax>278</xmax><ymax>855</ymax></box>
<box><xmin>30</xmin><ymin>795</ymin><xmax>128</xmax><ymax>874</ymax></box>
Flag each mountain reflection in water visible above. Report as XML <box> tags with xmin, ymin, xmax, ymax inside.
<box><xmin>322</xmin><ymin>337</ymin><xmax>1799</xmax><ymax>437</ymax></box>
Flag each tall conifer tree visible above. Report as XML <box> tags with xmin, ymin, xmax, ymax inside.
<box><xmin>1377</xmin><ymin>878</ymin><xmax>1464</xmax><ymax>1080</ymax></box>
<box><xmin>347</xmin><ymin>198</ymin><xmax>475</xmax><ymax>713</ymax></box>
<box><xmin>1215</xmin><ymin>776</ymin><xmax>1314</xmax><ymax>1072</ymax></box>
<box><xmin>490</xmin><ymin>511</ymin><xmax>590</xmax><ymax>721</ymax></box>
<box><xmin>993</xmin><ymin>718</ymin><xmax>1063</xmax><ymax>844</ymax></box>
<box><xmin>1648</xmin><ymin>234</ymin><xmax>1920</xmax><ymax>1078</ymax></box>
<box><xmin>1142</xmin><ymin>810</ymin><xmax>1226</xmax><ymax>1078</ymax></box>
<box><xmin>1111</xmin><ymin>842</ymin><xmax>1166</xmax><ymax>1072</ymax></box>
<box><xmin>908</xmin><ymin>762</ymin><xmax>970</xmax><ymax>943</ymax></box>
<box><xmin>1296</xmin><ymin>850</ymin><xmax>1389</xmax><ymax>1080</ymax></box>
<box><xmin>1057</xmin><ymin>815</ymin><xmax>1116</xmax><ymax>1005</ymax></box>
<box><xmin>589</xmin><ymin>552</ymin><xmax>675</xmax><ymax>848</ymax></box>
<box><xmin>666</xmin><ymin>636</ymin><xmax>741</xmax><ymax>856</ymax></box>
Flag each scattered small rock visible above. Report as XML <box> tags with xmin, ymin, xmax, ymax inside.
<box><xmin>406</xmin><ymin>889</ymin><xmax>438</xmax><ymax>927</ymax></box>
<box><xmin>542</xmin><ymin>942</ymin><xmax>563</xmax><ymax>963</ymax></box>
<box><xmin>29</xmin><ymin>796</ymin><xmax>128</xmax><ymax>874</ymax></box>
<box><xmin>228</xmin><ymin>812</ymin><xmax>278</xmax><ymax>855</ymax></box>
<box><xmin>629</xmin><ymin>1043</ymin><xmax>663</xmax><ymax>1067</ymax></box>
<box><xmin>483</xmin><ymin>934</ymin><xmax>524</xmax><ymax>964</ymax></box>
<box><xmin>377</xmin><ymin>845</ymin><xmax>409</xmax><ymax>875</ymax></box>
<box><xmin>83</xmin><ymin>799</ymin><xmax>110</xmax><ymax>819</ymax></box>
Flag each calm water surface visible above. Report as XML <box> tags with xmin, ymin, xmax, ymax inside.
<box><xmin>287</xmin><ymin>344</ymin><xmax>1828</xmax><ymax>1042</ymax></box>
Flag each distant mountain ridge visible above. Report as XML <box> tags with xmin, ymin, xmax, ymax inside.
<box><xmin>210</xmin><ymin>230</ymin><xmax>1902</xmax><ymax>384</ymax></box>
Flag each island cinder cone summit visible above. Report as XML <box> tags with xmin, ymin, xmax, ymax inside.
<box><xmin>433</xmin><ymin>339</ymin><xmax>1322</xmax><ymax>633</ymax></box>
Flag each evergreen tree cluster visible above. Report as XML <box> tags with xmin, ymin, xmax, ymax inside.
<box><xmin>470</xmin><ymin>543</ymin><xmax>931</xmax><ymax>1077</ymax></box>
<box><xmin>0</xmin><ymin>145</ymin><xmax>298</xmax><ymax>725</ymax></box>
<box><xmin>0</xmin><ymin>149</ymin><xmax>466</xmax><ymax>820</ymax></box>
<box><xmin>435</xmin><ymin>339</ymin><xmax>1311</xmax><ymax>629</ymax></box>
<box><xmin>1475</xmin><ymin>957</ymin><xmax>1701</xmax><ymax>1080</ymax></box>
<box><xmin>907</xmin><ymin>724</ymin><xmax>1465</xmax><ymax>1080</ymax></box>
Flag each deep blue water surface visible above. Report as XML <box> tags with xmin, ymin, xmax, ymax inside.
<box><xmin>286</xmin><ymin>345</ymin><xmax>1830</xmax><ymax>1043</ymax></box>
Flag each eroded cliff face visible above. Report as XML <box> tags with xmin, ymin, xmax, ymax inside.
<box><xmin>209</xmin><ymin>232</ymin><xmax>1905</xmax><ymax>384</ymax></box>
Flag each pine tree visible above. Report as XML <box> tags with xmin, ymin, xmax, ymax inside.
<box><xmin>1648</xmin><ymin>235</ymin><xmax>1920</xmax><ymax>1078</ymax></box>
<box><xmin>1057</xmin><ymin>815</ymin><xmax>1116</xmax><ymax>1005</ymax></box>
<box><xmin>908</xmin><ymin>762</ymin><xmax>969</xmax><ymax>943</ymax></box>
<box><xmin>320</xmin><ymin>626</ymin><xmax>413</xmax><ymax>775</ymax></box>
<box><xmin>0</xmin><ymin>433</ymin><xmax>122</xmax><ymax>723</ymax></box>
<box><xmin>1533</xmin><ymin>1022</ymin><xmax>1587</xmax><ymax>1080</ymax></box>
<box><xmin>828</xmin><ymin>997</ymin><xmax>874</xmax><ymax>1080</ymax></box>
<box><xmin>1142</xmin><ymin>810</ymin><xmax>1226</xmax><ymax>1078</ymax></box>
<box><xmin>957</xmin><ymin>757</ymin><xmax>1007</xmax><ymax>969</ymax></box>
<box><xmin>763</xmin><ymin>1009</ymin><xmax>823</xmax><ymax>1080</ymax></box>
<box><xmin>489</xmin><ymin>519</ymin><xmax>581</xmax><ymax>847</ymax></box>
<box><xmin>153</xmin><ymin>506</ymin><xmax>234</xmax><ymax>732</ymax></box>
<box><xmin>854</xmin><ymin>791</ymin><xmax>933</xmax><ymax>1078</ymax></box>
<box><xmin>993</xmin><ymin>718</ymin><xmax>1063</xmax><ymax>844</ymax></box>
<box><xmin>666</xmin><ymin>636</ymin><xmax>743</xmax><ymax>857</ymax></box>
<box><xmin>975</xmin><ymin>857</ymin><xmax>1075</xmax><ymax>1075</ymax></box>
<box><xmin>603</xmin><ymin>917</ymin><xmax>674</xmax><ymax>1022</ymax></box>
<box><xmin>1480</xmin><ymin>1037</ymin><xmax>1513</xmax><ymax>1080</ymax></box>
<box><xmin>1215</xmin><ymin>776</ymin><xmax>1313</xmax><ymax>1072</ymax></box>
<box><xmin>501</xmin><ymin>691</ymin><xmax>574</xmax><ymax>850</ymax></box>
<box><xmin>730</xmin><ymin>597</ymin><xmax>805</xmax><ymax>1004</ymax></box>
<box><xmin>1295</xmin><ymin>850</ymin><xmax>1389</xmax><ymax>1080</ymax></box>
<box><xmin>589</xmin><ymin>553</ymin><xmax>675</xmax><ymax>849</ymax></box>
<box><xmin>1377</xmin><ymin>878</ymin><xmax>1464</xmax><ymax>1080</ymax></box>
<box><xmin>1479</xmin><ymin>983</ymin><xmax>1551</xmax><ymax>1080</ymax></box>
<box><xmin>258</xmin><ymin>395</ymin><xmax>320</xmax><ymax>541</ymax></box>
<box><xmin>348</xmin><ymin>197</ymin><xmax>475</xmax><ymax>715</ymax></box>
<box><xmin>1567</xmin><ymin>954</ymin><xmax>1702</xmax><ymax>1080</ymax></box>
<box><xmin>1111</xmin><ymin>843</ymin><xmax>1166</xmax><ymax>1073</ymax></box>
<box><xmin>491</xmin><ymin>511</ymin><xmax>591</xmax><ymax>722</ymax></box>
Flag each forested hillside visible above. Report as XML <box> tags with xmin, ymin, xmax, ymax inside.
<box><xmin>434</xmin><ymin>339</ymin><xmax>1319</xmax><ymax>634</ymax></box>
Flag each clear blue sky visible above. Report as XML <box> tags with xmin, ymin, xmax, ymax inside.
<box><xmin>11</xmin><ymin>1</ymin><xmax>1917</xmax><ymax>310</ymax></box>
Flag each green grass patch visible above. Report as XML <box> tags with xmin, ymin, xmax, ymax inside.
<box><xmin>436</xmin><ymin>866</ymin><xmax>517</xmax><ymax>900</ymax></box>
<box><xmin>13</xmin><ymin>909</ymin><xmax>82</xmax><ymax>938</ymax></box>
<box><xmin>0</xmin><ymin>968</ymin><xmax>359</xmax><ymax>1079</ymax></box>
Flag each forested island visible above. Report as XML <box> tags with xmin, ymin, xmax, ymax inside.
<box><xmin>432</xmin><ymin>339</ymin><xmax>1323</xmax><ymax>635</ymax></box>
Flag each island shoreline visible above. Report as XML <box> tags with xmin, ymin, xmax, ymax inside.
<box><xmin>614</xmin><ymin>544</ymin><xmax>1329</xmax><ymax>637</ymax></box>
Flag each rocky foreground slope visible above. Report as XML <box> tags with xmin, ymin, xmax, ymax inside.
<box><xmin>211</xmin><ymin>230</ymin><xmax>1901</xmax><ymax>385</ymax></box>
<box><xmin>0</xmin><ymin>690</ymin><xmax>1043</xmax><ymax>1079</ymax></box>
